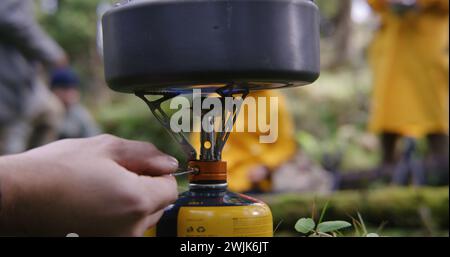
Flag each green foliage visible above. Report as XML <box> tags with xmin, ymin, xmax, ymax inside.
<box><xmin>315</xmin><ymin>0</ymin><xmax>342</xmax><ymax>18</ymax></box>
<box><xmin>263</xmin><ymin>187</ymin><xmax>449</xmax><ymax>236</ymax></box>
<box><xmin>317</xmin><ymin>221</ymin><xmax>352</xmax><ymax>234</ymax></box>
<box><xmin>38</xmin><ymin>0</ymin><xmax>102</xmax><ymax>57</ymax></box>
<box><xmin>288</xmin><ymin>68</ymin><xmax>380</xmax><ymax>172</ymax></box>
<box><xmin>36</xmin><ymin>0</ymin><xmax>116</xmax><ymax>100</ymax></box>
<box><xmin>295</xmin><ymin>218</ymin><xmax>316</xmax><ymax>234</ymax></box>
<box><xmin>294</xmin><ymin>201</ymin><xmax>352</xmax><ymax>237</ymax></box>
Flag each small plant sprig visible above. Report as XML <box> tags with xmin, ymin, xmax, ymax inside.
<box><xmin>294</xmin><ymin>201</ymin><xmax>352</xmax><ymax>237</ymax></box>
<box><xmin>350</xmin><ymin>212</ymin><xmax>381</xmax><ymax>237</ymax></box>
<box><xmin>295</xmin><ymin>201</ymin><xmax>381</xmax><ymax>237</ymax></box>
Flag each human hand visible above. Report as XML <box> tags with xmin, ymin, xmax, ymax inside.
<box><xmin>0</xmin><ymin>134</ymin><xmax>178</xmax><ymax>236</ymax></box>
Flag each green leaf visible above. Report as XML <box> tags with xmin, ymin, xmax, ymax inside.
<box><xmin>317</xmin><ymin>221</ymin><xmax>352</xmax><ymax>233</ymax></box>
<box><xmin>357</xmin><ymin>212</ymin><xmax>367</xmax><ymax>235</ymax></box>
<box><xmin>295</xmin><ymin>218</ymin><xmax>316</xmax><ymax>234</ymax></box>
<box><xmin>318</xmin><ymin>201</ymin><xmax>329</xmax><ymax>224</ymax></box>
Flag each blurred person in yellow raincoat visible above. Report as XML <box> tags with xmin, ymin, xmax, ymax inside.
<box><xmin>367</xmin><ymin>0</ymin><xmax>449</xmax><ymax>183</ymax></box>
<box><xmin>192</xmin><ymin>90</ymin><xmax>297</xmax><ymax>193</ymax></box>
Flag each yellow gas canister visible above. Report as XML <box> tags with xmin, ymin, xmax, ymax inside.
<box><xmin>148</xmin><ymin>161</ymin><xmax>273</xmax><ymax>237</ymax></box>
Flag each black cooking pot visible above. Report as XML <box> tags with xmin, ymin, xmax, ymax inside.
<box><xmin>102</xmin><ymin>0</ymin><xmax>320</xmax><ymax>94</ymax></box>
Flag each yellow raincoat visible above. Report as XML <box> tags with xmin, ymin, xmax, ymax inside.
<box><xmin>191</xmin><ymin>90</ymin><xmax>296</xmax><ymax>192</ymax></box>
<box><xmin>367</xmin><ymin>0</ymin><xmax>449</xmax><ymax>138</ymax></box>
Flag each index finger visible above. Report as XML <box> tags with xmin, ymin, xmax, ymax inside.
<box><xmin>97</xmin><ymin>135</ymin><xmax>179</xmax><ymax>176</ymax></box>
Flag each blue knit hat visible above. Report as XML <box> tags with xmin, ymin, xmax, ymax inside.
<box><xmin>50</xmin><ymin>68</ymin><xmax>80</xmax><ymax>89</ymax></box>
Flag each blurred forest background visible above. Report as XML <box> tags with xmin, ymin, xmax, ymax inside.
<box><xmin>36</xmin><ymin>0</ymin><xmax>448</xmax><ymax>236</ymax></box>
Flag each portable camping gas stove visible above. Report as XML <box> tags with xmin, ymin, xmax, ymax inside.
<box><xmin>102</xmin><ymin>0</ymin><xmax>320</xmax><ymax>237</ymax></box>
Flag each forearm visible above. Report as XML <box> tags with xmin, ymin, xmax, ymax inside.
<box><xmin>0</xmin><ymin>153</ymin><xmax>68</xmax><ymax>236</ymax></box>
<box><xmin>0</xmin><ymin>153</ymin><xmax>71</xmax><ymax>236</ymax></box>
<box><xmin>0</xmin><ymin>155</ymin><xmax>21</xmax><ymax>235</ymax></box>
